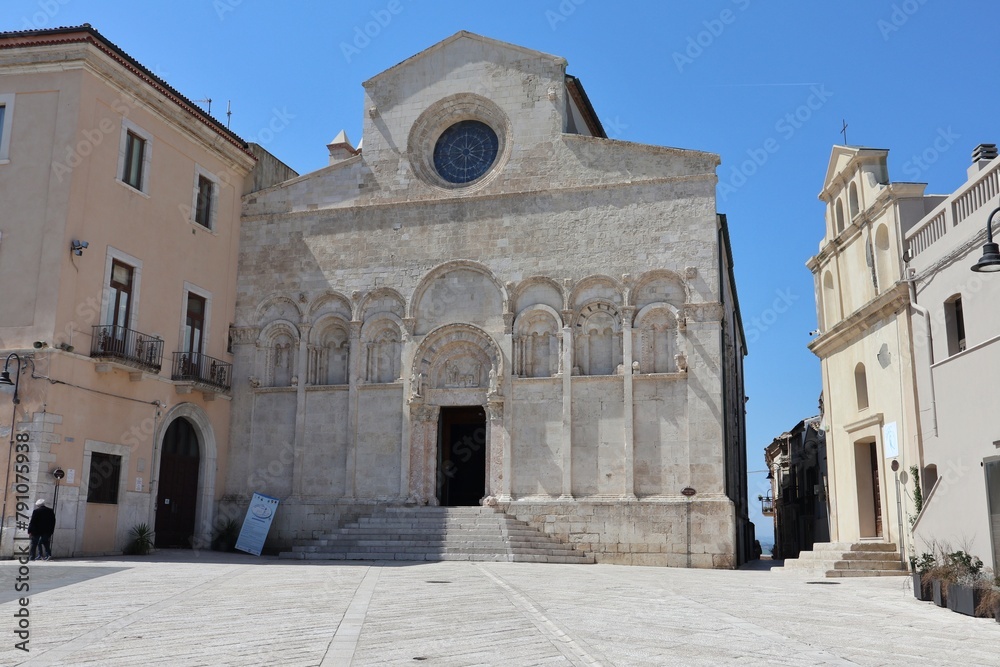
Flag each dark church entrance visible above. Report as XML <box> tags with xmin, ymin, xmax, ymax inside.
<box><xmin>155</xmin><ymin>417</ymin><xmax>200</xmax><ymax>547</ymax></box>
<box><xmin>437</xmin><ymin>406</ymin><xmax>487</xmax><ymax>506</ymax></box>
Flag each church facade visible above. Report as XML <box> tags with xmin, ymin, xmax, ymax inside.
<box><xmin>223</xmin><ymin>32</ymin><xmax>750</xmax><ymax>567</ymax></box>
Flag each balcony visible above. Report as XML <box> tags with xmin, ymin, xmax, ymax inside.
<box><xmin>91</xmin><ymin>325</ymin><xmax>163</xmax><ymax>374</ymax></box>
<box><xmin>171</xmin><ymin>352</ymin><xmax>232</xmax><ymax>393</ymax></box>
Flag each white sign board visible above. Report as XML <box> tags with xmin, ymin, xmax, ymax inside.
<box><xmin>883</xmin><ymin>422</ymin><xmax>898</xmax><ymax>459</ymax></box>
<box><xmin>235</xmin><ymin>492</ymin><xmax>279</xmax><ymax>556</ymax></box>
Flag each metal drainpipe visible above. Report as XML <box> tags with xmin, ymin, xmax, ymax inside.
<box><xmin>906</xmin><ymin>280</ymin><xmax>937</xmax><ymax>438</ymax></box>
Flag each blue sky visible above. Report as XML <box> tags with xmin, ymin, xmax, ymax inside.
<box><xmin>7</xmin><ymin>0</ymin><xmax>999</xmax><ymax>543</ymax></box>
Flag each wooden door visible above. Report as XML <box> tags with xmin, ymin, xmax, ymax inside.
<box><xmin>870</xmin><ymin>443</ymin><xmax>883</xmax><ymax>538</ymax></box>
<box><xmin>154</xmin><ymin>418</ymin><xmax>200</xmax><ymax>548</ymax></box>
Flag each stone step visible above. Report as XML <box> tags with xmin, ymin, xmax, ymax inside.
<box><xmin>794</xmin><ymin>550</ymin><xmax>902</xmax><ymax>562</ymax></box>
<box><xmin>279</xmin><ymin>505</ymin><xmax>592</xmax><ymax>564</ymax></box>
<box><xmin>807</xmin><ymin>541</ymin><xmax>899</xmax><ymax>553</ymax></box>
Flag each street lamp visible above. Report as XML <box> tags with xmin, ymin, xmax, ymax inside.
<box><xmin>0</xmin><ymin>353</ymin><xmax>23</xmax><ymax>404</ymax></box>
<box><xmin>971</xmin><ymin>206</ymin><xmax>1000</xmax><ymax>273</ymax></box>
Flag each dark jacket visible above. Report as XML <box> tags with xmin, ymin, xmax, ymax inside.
<box><xmin>28</xmin><ymin>506</ymin><xmax>56</xmax><ymax>536</ymax></box>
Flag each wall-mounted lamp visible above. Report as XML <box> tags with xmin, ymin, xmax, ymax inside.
<box><xmin>70</xmin><ymin>239</ymin><xmax>89</xmax><ymax>256</ymax></box>
<box><xmin>971</xmin><ymin>207</ymin><xmax>1000</xmax><ymax>273</ymax></box>
<box><xmin>0</xmin><ymin>353</ymin><xmax>23</xmax><ymax>405</ymax></box>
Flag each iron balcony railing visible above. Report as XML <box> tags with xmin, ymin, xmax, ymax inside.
<box><xmin>91</xmin><ymin>325</ymin><xmax>164</xmax><ymax>373</ymax></box>
<box><xmin>171</xmin><ymin>351</ymin><xmax>232</xmax><ymax>391</ymax></box>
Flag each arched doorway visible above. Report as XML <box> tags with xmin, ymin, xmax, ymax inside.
<box><xmin>155</xmin><ymin>417</ymin><xmax>201</xmax><ymax>547</ymax></box>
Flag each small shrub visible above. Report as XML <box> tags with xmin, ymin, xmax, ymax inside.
<box><xmin>124</xmin><ymin>523</ymin><xmax>153</xmax><ymax>555</ymax></box>
<box><xmin>212</xmin><ymin>517</ymin><xmax>241</xmax><ymax>552</ymax></box>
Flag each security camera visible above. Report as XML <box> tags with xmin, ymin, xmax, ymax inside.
<box><xmin>33</xmin><ymin>341</ymin><xmax>49</xmax><ymax>349</ymax></box>
<box><xmin>70</xmin><ymin>240</ymin><xmax>89</xmax><ymax>256</ymax></box>
<box><xmin>809</xmin><ymin>329</ymin><xmax>820</xmax><ymax>336</ymax></box>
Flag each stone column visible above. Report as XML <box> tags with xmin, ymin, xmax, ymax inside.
<box><xmin>291</xmin><ymin>323</ymin><xmax>310</xmax><ymax>497</ymax></box>
<box><xmin>622</xmin><ymin>306</ymin><xmax>636</xmax><ymax>499</ymax></box>
<box><xmin>399</xmin><ymin>319</ymin><xmax>417</xmax><ymax>501</ymax></box>
<box><xmin>346</xmin><ymin>321</ymin><xmax>362</xmax><ymax>498</ymax></box>
<box><xmin>486</xmin><ymin>398</ymin><xmax>508</xmax><ymax>501</ymax></box>
<box><xmin>407</xmin><ymin>402</ymin><xmax>439</xmax><ymax>505</ymax></box>
<box><xmin>560</xmin><ymin>314</ymin><xmax>574</xmax><ymax>499</ymax></box>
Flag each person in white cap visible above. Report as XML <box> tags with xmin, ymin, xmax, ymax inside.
<box><xmin>28</xmin><ymin>498</ymin><xmax>56</xmax><ymax>561</ymax></box>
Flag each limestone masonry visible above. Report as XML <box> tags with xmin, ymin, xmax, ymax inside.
<box><xmin>223</xmin><ymin>32</ymin><xmax>750</xmax><ymax>567</ymax></box>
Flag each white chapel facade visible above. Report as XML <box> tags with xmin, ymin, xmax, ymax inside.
<box><xmin>223</xmin><ymin>32</ymin><xmax>750</xmax><ymax>567</ymax></box>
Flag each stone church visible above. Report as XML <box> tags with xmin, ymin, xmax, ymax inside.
<box><xmin>223</xmin><ymin>32</ymin><xmax>750</xmax><ymax>567</ymax></box>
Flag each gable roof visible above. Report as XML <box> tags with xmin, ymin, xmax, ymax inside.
<box><xmin>363</xmin><ymin>30</ymin><xmax>566</xmax><ymax>87</ymax></box>
<box><xmin>0</xmin><ymin>24</ymin><xmax>253</xmax><ymax>158</ymax></box>
<box><xmin>820</xmin><ymin>144</ymin><xmax>889</xmax><ymax>199</ymax></box>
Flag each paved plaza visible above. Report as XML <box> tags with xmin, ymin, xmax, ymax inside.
<box><xmin>1</xmin><ymin>552</ymin><xmax>996</xmax><ymax>666</ymax></box>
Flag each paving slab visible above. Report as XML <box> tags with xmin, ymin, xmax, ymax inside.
<box><xmin>0</xmin><ymin>552</ymin><xmax>996</xmax><ymax>666</ymax></box>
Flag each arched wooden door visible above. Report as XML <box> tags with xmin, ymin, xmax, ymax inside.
<box><xmin>155</xmin><ymin>418</ymin><xmax>200</xmax><ymax>547</ymax></box>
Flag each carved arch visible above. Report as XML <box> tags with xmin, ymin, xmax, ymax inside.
<box><xmin>361</xmin><ymin>314</ymin><xmax>403</xmax><ymax>384</ymax></box>
<box><xmin>630</xmin><ymin>270</ymin><xmax>688</xmax><ymax>310</ymax></box>
<box><xmin>635</xmin><ymin>303</ymin><xmax>681</xmax><ymax>373</ymax></box>
<box><xmin>359</xmin><ymin>287</ymin><xmax>406</xmax><ymax>322</ymax></box>
<box><xmin>254</xmin><ymin>294</ymin><xmax>303</xmax><ymax>327</ymax></box>
<box><xmin>257</xmin><ymin>319</ymin><xmax>299</xmax><ymax>388</ymax></box>
<box><xmin>513</xmin><ymin>304</ymin><xmax>562</xmax><ymax>378</ymax></box>
<box><xmin>511</xmin><ymin>276</ymin><xmax>564</xmax><ymax>316</ymax></box>
<box><xmin>568</xmin><ymin>275</ymin><xmax>623</xmax><ymax>315</ymax></box>
<box><xmin>308</xmin><ymin>314</ymin><xmax>351</xmax><ymax>386</ymax></box>
<box><xmin>574</xmin><ymin>300</ymin><xmax>622</xmax><ymax>376</ymax></box>
<box><xmin>408</xmin><ymin>260</ymin><xmax>507</xmax><ymax>336</ymax></box>
<box><xmin>308</xmin><ymin>291</ymin><xmax>353</xmax><ymax>322</ymax></box>
<box><xmin>411</xmin><ymin>323</ymin><xmax>503</xmax><ymax>392</ymax></box>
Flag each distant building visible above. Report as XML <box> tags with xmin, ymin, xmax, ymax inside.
<box><xmin>763</xmin><ymin>415</ymin><xmax>829</xmax><ymax>560</ymax></box>
<box><xmin>0</xmin><ymin>26</ymin><xmax>292</xmax><ymax>557</ymax></box>
<box><xmin>224</xmin><ymin>32</ymin><xmax>751</xmax><ymax>567</ymax></box>
<box><xmin>904</xmin><ymin>144</ymin><xmax>1000</xmax><ymax>571</ymax></box>
<box><xmin>806</xmin><ymin>146</ymin><xmax>925</xmax><ymax>560</ymax></box>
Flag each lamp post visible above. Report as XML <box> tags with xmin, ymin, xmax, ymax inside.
<box><xmin>971</xmin><ymin>206</ymin><xmax>1000</xmax><ymax>273</ymax></box>
<box><xmin>0</xmin><ymin>353</ymin><xmax>24</xmax><ymax>550</ymax></box>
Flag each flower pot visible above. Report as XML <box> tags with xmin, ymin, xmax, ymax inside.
<box><xmin>912</xmin><ymin>572</ymin><xmax>931</xmax><ymax>601</ymax></box>
<box><xmin>932</xmin><ymin>579</ymin><xmax>947</xmax><ymax>608</ymax></box>
<box><xmin>947</xmin><ymin>583</ymin><xmax>977</xmax><ymax>616</ymax></box>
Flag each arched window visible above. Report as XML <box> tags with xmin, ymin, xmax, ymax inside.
<box><xmin>849</xmin><ymin>183</ymin><xmax>860</xmax><ymax>219</ymax></box>
<box><xmin>855</xmin><ymin>363</ymin><xmax>869</xmax><ymax>411</ymax></box>
<box><xmin>823</xmin><ymin>271</ymin><xmax>837</xmax><ymax>328</ymax></box>
<box><xmin>874</xmin><ymin>224</ymin><xmax>892</xmax><ymax>291</ymax></box>
<box><xmin>835</xmin><ymin>200</ymin><xmax>845</xmax><ymax>234</ymax></box>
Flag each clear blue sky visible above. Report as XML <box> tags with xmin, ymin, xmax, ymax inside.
<box><xmin>8</xmin><ymin>1</ymin><xmax>1000</xmax><ymax>544</ymax></box>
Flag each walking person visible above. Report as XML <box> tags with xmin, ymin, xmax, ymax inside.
<box><xmin>28</xmin><ymin>498</ymin><xmax>56</xmax><ymax>561</ymax></box>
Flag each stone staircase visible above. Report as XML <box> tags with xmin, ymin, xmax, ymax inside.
<box><xmin>772</xmin><ymin>542</ymin><xmax>907</xmax><ymax>578</ymax></box>
<box><xmin>279</xmin><ymin>506</ymin><xmax>595</xmax><ymax>564</ymax></box>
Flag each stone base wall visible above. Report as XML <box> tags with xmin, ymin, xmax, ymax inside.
<box><xmin>221</xmin><ymin>495</ymin><xmax>737</xmax><ymax>567</ymax></box>
<box><xmin>503</xmin><ymin>498</ymin><xmax>737</xmax><ymax>568</ymax></box>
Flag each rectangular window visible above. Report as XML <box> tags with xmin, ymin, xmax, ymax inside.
<box><xmin>87</xmin><ymin>452</ymin><xmax>122</xmax><ymax>504</ymax></box>
<box><xmin>122</xmin><ymin>131</ymin><xmax>145</xmax><ymax>190</ymax></box>
<box><xmin>0</xmin><ymin>93</ymin><xmax>13</xmax><ymax>161</ymax></box>
<box><xmin>945</xmin><ymin>295</ymin><xmax>966</xmax><ymax>356</ymax></box>
<box><xmin>195</xmin><ymin>175</ymin><xmax>214</xmax><ymax>228</ymax></box>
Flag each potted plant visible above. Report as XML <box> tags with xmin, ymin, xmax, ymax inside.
<box><xmin>941</xmin><ymin>551</ymin><xmax>983</xmax><ymax>616</ymax></box>
<box><xmin>975</xmin><ymin>581</ymin><xmax>1000</xmax><ymax>623</ymax></box>
<box><xmin>212</xmin><ymin>517</ymin><xmax>241</xmax><ymax>552</ymax></box>
<box><xmin>124</xmin><ymin>523</ymin><xmax>154</xmax><ymax>555</ymax></box>
<box><xmin>911</xmin><ymin>553</ymin><xmax>935</xmax><ymax>601</ymax></box>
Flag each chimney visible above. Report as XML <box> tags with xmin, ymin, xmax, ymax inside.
<box><xmin>327</xmin><ymin>130</ymin><xmax>358</xmax><ymax>165</ymax></box>
<box><xmin>968</xmin><ymin>143</ymin><xmax>998</xmax><ymax>178</ymax></box>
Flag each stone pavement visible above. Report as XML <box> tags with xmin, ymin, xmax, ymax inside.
<box><xmin>0</xmin><ymin>552</ymin><xmax>996</xmax><ymax>666</ymax></box>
